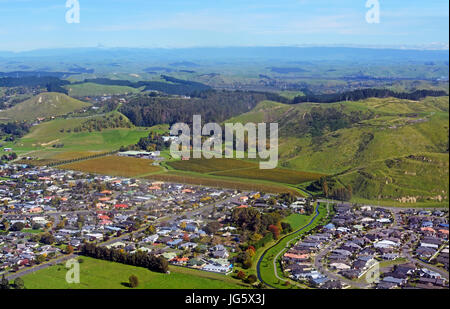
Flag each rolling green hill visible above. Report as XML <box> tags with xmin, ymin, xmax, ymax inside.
<box><xmin>0</xmin><ymin>92</ymin><xmax>91</xmax><ymax>122</ymax></box>
<box><xmin>3</xmin><ymin>111</ymin><xmax>150</xmax><ymax>158</ymax></box>
<box><xmin>224</xmin><ymin>96</ymin><xmax>449</xmax><ymax>206</ymax></box>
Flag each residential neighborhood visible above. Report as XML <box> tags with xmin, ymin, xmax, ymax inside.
<box><xmin>282</xmin><ymin>203</ymin><xmax>449</xmax><ymax>289</ymax></box>
<box><xmin>0</xmin><ymin>163</ymin><xmax>448</xmax><ymax>290</ymax></box>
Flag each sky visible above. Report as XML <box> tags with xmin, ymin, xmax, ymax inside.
<box><xmin>0</xmin><ymin>0</ymin><xmax>448</xmax><ymax>51</ymax></box>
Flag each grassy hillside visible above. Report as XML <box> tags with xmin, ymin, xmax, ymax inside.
<box><xmin>224</xmin><ymin>96</ymin><xmax>449</xmax><ymax>205</ymax></box>
<box><xmin>336</xmin><ymin>152</ymin><xmax>449</xmax><ymax>206</ymax></box>
<box><xmin>3</xmin><ymin>111</ymin><xmax>150</xmax><ymax>157</ymax></box>
<box><xmin>20</xmin><ymin>256</ymin><xmax>247</xmax><ymax>289</ymax></box>
<box><xmin>0</xmin><ymin>92</ymin><xmax>91</xmax><ymax>122</ymax></box>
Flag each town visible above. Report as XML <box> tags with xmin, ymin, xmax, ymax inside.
<box><xmin>0</xmin><ymin>162</ymin><xmax>448</xmax><ymax>289</ymax></box>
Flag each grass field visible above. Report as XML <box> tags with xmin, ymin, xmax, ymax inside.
<box><xmin>60</xmin><ymin>156</ymin><xmax>162</xmax><ymax>177</ymax></box>
<box><xmin>0</xmin><ymin>92</ymin><xmax>91</xmax><ymax>123</ymax></box>
<box><xmin>65</xmin><ymin>83</ymin><xmax>142</xmax><ymax>97</ymax></box>
<box><xmin>20</xmin><ymin>256</ymin><xmax>248</xmax><ymax>289</ymax></box>
<box><xmin>5</xmin><ymin>127</ymin><xmax>150</xmax><ymax>159</ymax></box>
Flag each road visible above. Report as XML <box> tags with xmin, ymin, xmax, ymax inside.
<box><xmin>313</xmin><ymin>235</ymin><xmax>370</xmax><ymax>289</ymax></box>
<box><xmin>400</xmin><ymin>231</ymin><xmax>449</xmax><ymax>280</ymax></box>
<box><xmin>5</xmin><ymin>254</ymin><xmax>76</xmax><ymax>281</ymax></box>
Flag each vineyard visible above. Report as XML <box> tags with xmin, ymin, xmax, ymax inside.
<box><xmin>167</xmin><ymin>158</ymin><xmax>324</xmax><ymax>185</ymax></box>
<box><xmin>59</xmin><ymin>156</ymin><xmax>162</xmax><ymax>177</ymax></box>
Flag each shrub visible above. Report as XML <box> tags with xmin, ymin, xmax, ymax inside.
<box><xmin>129</xmin><ymin>275</ymin><xmax>139</xmax><ymax>288</ymax></box>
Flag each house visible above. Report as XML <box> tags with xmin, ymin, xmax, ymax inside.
<box><xmin>330</xmin><ymin>262</ymin><xmax>351</xmax><ymax>271</ymax></box>
<box><xmin>180</xmin><ymin>242</ymin><xmax>198</xmax><ymax>250</ymax></box>
<box><xmin>381</xmin><ymin>276</ymin><xmax>406</xmax><ymax>287</ymax></box>
<box><xmin>143</xmin><ymin>235</ymin><xmax>159</xmax><ymax>243</ymax></box>
<box><xmin>167</xmin><ymin>239</ymin><xmax>183</xmax><ymax>248</ymax></box>
<box><xmin>373</xmin><ymin>239</ymin><xmax>399</xmax><ymax>249</ymax></box>
<box><xmin>202</xmin><ymin>263</ymin><xmax>232</xmax><ymax>274</ymax></box>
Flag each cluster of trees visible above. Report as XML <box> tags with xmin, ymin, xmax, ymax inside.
<box><xmin>0</xmin><ymin>76</ymin><xmax>69</xmax><ymax>88</ymax></box>
<box><xmin>81</xmin><ymin>243</ymin><xmax>169</xmax><ymax>273</ymax></box>
<box><xmin>308</xmin><ymin>177</ymin><xmax>353</xmax><ymax>201</ymax></box>
<box><xmin>77</xmin><ymin>76</ymin><xmax>211</xmax><ymax>96</ymax></box>
<box><xmin>136</xmin><ymin>131</ymin><xmax>171</xmax><ymax>152</ymax></box>
<box><xmin>1</xmin><ymin>152</ymin><xmax>18</xmax><ymax>162</ymax></box>
<box><xmin>69</xmin><ymin>114</ymin><xmax>131</xmax><ymax>133</ymax></box>
<box><xmin>235</xmin><ymin>271</ymin><xmax>258</xmax><ymax>284</ymax></box>
<box><xmin>0</xmin><ymin>76</ymin><xmax>69</xmax><ymax>95</ymax></box>
<box><xmin>292</xmin><ymin>88</ymin><xmax>447</xmax><ymax>104</ymax></box>
<box><xmin>329</xmin><ymin>186</ymin><xmax>353</xmax><ymax>201</ymax></box>
<box><xmin>0</xmin><ymin>122</ymin><xmax>31</xmax><ymax>140</ymax></box>
<box><xmin>120</xmin><ymin>90</ymin><xmax>281</xmax><ymax>127</ymax></box>
<box><xmin>231</xmin><ymin>206</ymin><xmax>294</xmax><ymax>236</ymax></box>
<box><xmin>230</xmin><ymin>206</ymin><xmax>294</xmax><ymax>270</ymax></box>
<box><xmin>39</xmin><ymin>233</ymin><xmax>56</xmax><ymax>245</ymax></box>
<box><xmin>1</xmin><ymin>275</ymin><xmax>24</xmax><ymax>289</ymax></box>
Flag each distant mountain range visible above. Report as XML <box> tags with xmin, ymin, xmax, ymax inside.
<box><xmin>0</xmin><ymin>47</ymin><xmax>448</xmax><ymax>63</ymax></box>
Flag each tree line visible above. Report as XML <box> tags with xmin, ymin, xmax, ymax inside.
<box><xmin>76</xmin><ymin>76</ymin><xmax>212</xmax><ymax>96</ymax></box>
<box><xmin>81</xmin><ymin>243</ymin><xmax>169</xmax><ymax>273</ymax></box>
<box><xmin>0</xmin><ymin>122</ymin><xmax>31</xmax><ymax>140</ymax></box>
<box><xmin>119</xmin><ymin>90</ymin><xmax>286</xmax><ymax>127</ymax></box>
<box><xmin>307</xmin><ymin>176</ymin><xmax>353</xmax><ymax>201</ymax></box>
<box><xmin>292</xmin><ymin>88</ymin><xmax>447</xmax><ymax>104</ymax></box>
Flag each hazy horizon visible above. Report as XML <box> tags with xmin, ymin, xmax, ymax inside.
<box><xmin>0</xmin><ymin>0</ymin><xmax>448</xmax><ymax>52</ymax></box>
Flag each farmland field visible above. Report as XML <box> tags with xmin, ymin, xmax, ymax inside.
<box><xmin>20</xmin><ymin>256</ymin><xmax>248</xmax><ymax>289</ymax></box>
<box><xmin>167</xmin><ymin>158</ymin><xmax>324</xmax><ymax>185</ymax></box>
<box><xmin>212</xmin><ymin>167</ymin><xmax>324</xmax><ymax>185</ymax></box>
<box><xmin>167</xmin><ymin>158</ymin><xmax>256</xmax><ymax>174</ymax></box>
<box><xmin>60</xmin><ymin>156</ymin><xmax>162</xmax><ymax>177</ymax></box>
<box><xmin>145</xmin><ymin>172</ymin><xmax>303</xmax><ymax>196</ymax></box>
<box><xmin>65</xmin><ymin>83</ymin><xmax>142</xmax><ymax>97</ymax></box>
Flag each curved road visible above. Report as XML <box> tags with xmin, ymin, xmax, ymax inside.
<box><xmin>256</xmin><ymin>203</ymin><xmax>321</xmax><ymax>289</ymax></box>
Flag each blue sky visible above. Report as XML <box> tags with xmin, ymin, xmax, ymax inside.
<box><xmin>0</xmin><ymin>0</ymin><xmax>448</xmax><ymax>51</ymax></box>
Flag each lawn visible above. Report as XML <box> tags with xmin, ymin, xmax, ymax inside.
<box><xmin>60</xmin><ymin>156</ymin><xmax>162</xmax><ymax>177</ymax></box>
<box><xmin>20</xmin><ymin>256</ymin><xmax>248</xmax><ymax>289</ymax></box>
<box><xmin>21</xmin><ymin>229</ymin><xmax>44</xmax><ymax>234</ymax></box>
